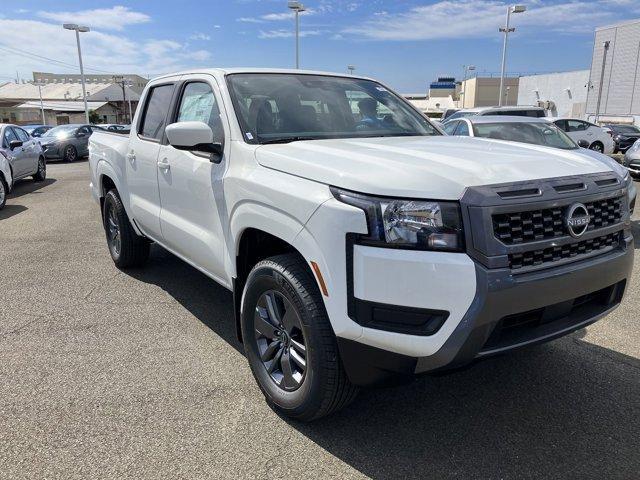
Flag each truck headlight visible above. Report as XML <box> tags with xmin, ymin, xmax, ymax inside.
<box><xmin>331</xmin><ymin>187</ymin><xmax>465</xmax><ymax>252</ymax></box>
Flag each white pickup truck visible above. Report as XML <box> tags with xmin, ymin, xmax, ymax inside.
<box><xmin>89</xmin><ymin>69</ymin><xmax>635</xmax><ymax>421</ymax></box>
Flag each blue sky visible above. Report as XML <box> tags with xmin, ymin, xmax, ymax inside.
<box><xmin>1</xmin><ymin>0</ymin><xmax>639</xmax><ymax>92</ymax></box>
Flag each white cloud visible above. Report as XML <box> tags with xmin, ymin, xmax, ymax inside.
<box><xmin>238</xmin><ymin>8</ymin><xmax>315</xmax><ymax>23</ymax></box>
<box><xmin>344</xmin><ymin>1</ymin><xmax>619</xmax><ymax>41</ymax></box>
<box><xmin>0</xmin><ymin>18</ymin><xmax>210</xmax><ymax>78</ymax></box>
<box><xmin>189</xmin><ymin>32</ymin><xmax>211</xmax><ymax>41</ymax></box>
<box><xmin>258</xmin><ymin>29</ymin><xmax>322</xmax><ymax>39</ymax></box>
<box><xmin>37</xmin><ymin>6</ymin><xmax>150</xmax><ymax>31</ymax></box>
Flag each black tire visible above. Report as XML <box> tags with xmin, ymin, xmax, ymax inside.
<box><xmin>33</xmin><ymin>156</ymin><xmax>46</xmax><ymax>182</ymax></box>
<box><xmin>63</xmin><ymin>145</ymin><xmax>77</xmax><ymax>163</ymax></box>
<box><xmin>241</xmin><ymin>253</ymin><xmax>358</xmax><ymax>422</ymax></box>
<box><xmin>589</xmin><ymin>142</ymin><xmax>604</xmax><ymax>153</ymax></box>
<box><xmin>102</xmin><ymin>189</ymin><xmax>149</xmax><ymax>268</ymax></box>
<box><xmin>0</xmin><ymin>176</ymin><xmax>6</xmax><ymax>210</ymax></box>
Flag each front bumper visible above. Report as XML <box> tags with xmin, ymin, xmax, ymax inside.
<box><xmin>41</xmin><ymin>144</ymin><xmax>61</xmax><ymax>159</ymax></box>
<box><xmin>338</xmin><ymin>237</ymin><xmax>633</xmax><ymax>386</ymax></box>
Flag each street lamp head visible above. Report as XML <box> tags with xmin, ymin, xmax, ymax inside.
<box><xmin>63</xmin><ymin>23</ymin><xmax>90</xmax><ymax>32</ymax></box>
<box><xmin>511</xmin><ymin>5</ymin><xmax>526</xmax><ymax>13</ymax></box>
<box><xmin>288</xmin><ymin>1</ymin><xmax>305</xmax><ymax>12</ymax></box>
<box><xmin>468</xmin><ymin>65</ymin><xmax>476</xmax><ymax>70</ymax></box>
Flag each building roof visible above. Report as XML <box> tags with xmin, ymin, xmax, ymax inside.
<box><xmin>15</xmin><ymin>101</ymin><xmax>109</xmax><ymax>112</ymax></box>
<box><xmin>0</xmin><ymin>82</ymin><xmax>140</xmax><ymax>102</ymax></box>
<box><xmin>596</xmin><ymin>18</ymin><xmax>640</xmax><ymax>31</ymax></box>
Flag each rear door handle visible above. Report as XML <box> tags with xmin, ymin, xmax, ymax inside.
<box><xmin>157</xmin><ymin>158</ymin><xmax>170</xmax><ymax>171</ymax></box>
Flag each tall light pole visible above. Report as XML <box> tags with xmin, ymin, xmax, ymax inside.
<box><xmin>126</xmin><ymin>81</ymin><xmax>134</xmax><ymax>124</ymax></box>
<box><xmin>462</xmin><ymin>65</ymin><xmax>475</xmax><ymax>108</ymax></box>
<box><xmin>498</xmin><ymin>5</ymin><xmax>525</xmax><ymax>106</ymax></box>
<box><xmin>63</xmin><ymin>23</ymin><xmax>91</xmax><ymax>124</ymax></box>
<box><xmin>31</xmin><ymin>81</ymin><xmax>46</xmax><ymax>124</ymax></box>
<box><xmin>595</xmin><ymin>40</ymin><xmax>611</xmax><ymax>124</ymax></box>
<box><xmin>288</xmin><ymin>1</ymin><xmax>305</xmax><ymax>69</ymax></box>
<box><xmin>347</xmin><ymin>65</ymin><xmax>355</xmax><ymax>75</ymax></box>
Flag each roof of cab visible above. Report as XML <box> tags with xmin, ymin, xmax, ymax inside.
<box><xmin>465</xmin><ymin>115</ymin><xmax>553</xmax><ymax>124</ymax></box>
<box><xmin>151</xmin><ymin>68</ymin><xmax>374</xmax><ymax>82</ymax></box>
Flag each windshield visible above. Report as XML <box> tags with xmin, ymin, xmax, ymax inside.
<box><xmin>473</xmin><ymin>121</ymin><xmax>578</xmax><ymax>150</ymax></box>
<box><xmin>226</xmin><ymin>74</ymin><xmax>439</xmax><ymax>144</ymax></box>
<box><xmin>445</xmin><ymin>110</ymin><xmax>479</xmax><ymax>121</ymax></box>
<box><xmin>609</xmin><ymin>125</ymin><xmax>640</xmax><ymax>134</ymax></box>
<box><xmin>43</xmin><ymin>125</ymin><xmax>77</xmax><ymax>137</ymax></box>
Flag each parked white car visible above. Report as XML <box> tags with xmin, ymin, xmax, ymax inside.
<box><xmin>445</xmin><ymin>105</ymin><xmax>546</xmax><ymax>121</ymax></box>
<box><xmin>0</xmin><ymin>124</ymin><xmax>47</xmax><ymax>209</ymax></box>
<box><xmin>548</xmin><ymin>117</ymin><xmax>614</xmax><ymax>154</ymax></box>
<box><xmin>89</xmin><ymin>69</ymin><xmax>635</xmax><ymax>421</ymax></box>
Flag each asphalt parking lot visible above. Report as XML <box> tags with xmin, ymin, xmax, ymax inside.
<box><xmin>1</xmin><ymin>161</ymin><xmax>639</xmax><ymax>479</ymax></box>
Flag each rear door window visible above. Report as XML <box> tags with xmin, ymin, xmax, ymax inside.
<box><xmin>454</xmin><ymin>121</ymin><xmax>470</xmax><ymax>136</ymax></box>
<box><xmin>139</xmin><ymin>84</ymin><xmax>175</xmax><ymax>140</ymax></box>
<box><xmin>443</xmin><ymin>121</ymin><xmax>458</xmax><ymax>135</ymax></box>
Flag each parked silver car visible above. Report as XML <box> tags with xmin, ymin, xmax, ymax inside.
<box><xmin>623</xmin><ymin>139</ymin><xmax>640</xmax><ymax>179</ymax></box>
<box><xmin>39</xmin><ymin>124</ymin><xmax>93</xmax><ymax>162</ymax></box>
<box><xmin>0</xmin><ymin>124</ymin><xmax>47</xmax><ymax>208</ymax></box>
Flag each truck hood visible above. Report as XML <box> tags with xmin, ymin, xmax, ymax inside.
<box><xmin>255</xmin><ymin>136</ymin><xmax>614</xmax><ymax>199</ymax></box>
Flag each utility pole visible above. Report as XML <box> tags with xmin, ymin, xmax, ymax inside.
<box><xmin>595</xmin><ymin>40</ymin><xmax>610</xmax><ymax>124</ymax></box>
<box><xmin>462</xmin><ymin>65</ymin><xmax>475</xmax><ymax>108</ymax></box>
<box><xmin>32</xmin><ymin>81</ymin><xmax>46</xmax><ymax>124</ymax></box>
<box><xmin>113</xmin><ymin>76</ymin><xmax>128</xmax><ymax>123</ymax></box>
<box><xmin>498</xmin><ymin>5</ymin><xmax>526</xmax><ymax>106</ymax></box>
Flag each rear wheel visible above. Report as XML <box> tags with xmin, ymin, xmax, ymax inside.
<box><xmin>102</xmin><ymin>189</ymin><xmax>149</xmax><ymax>268</ymax></box>
<box><xmin>589</xmin><ymin>142</ymin><xmax>604</xmax><ymax>153</ymax></box>
<box><xmin>33</xmin><ymin>157</ymin><xmax>46</xmax><ymax>181</ymax></box>
<box><xmin>241</xmin><ymin>254</ymin><xmax>358</xmax><ymax>421</ymax></box>
<box><xmin>63</xmin><ymin>145</ymin><xmax>77</xmax><ymax>163</ymax></box>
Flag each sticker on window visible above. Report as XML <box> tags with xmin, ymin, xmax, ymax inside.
<box><xmin>246</xmin><ymin>132</ymin><xmax>254</xmax><ymax>140</ymax></box>
<box><xmin>375</xmin><ymin>86</ymin><xmax>388</xmax><ymax>92</ymax></box>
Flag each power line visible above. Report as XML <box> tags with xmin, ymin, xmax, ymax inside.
<box><xmin>0</xmin><ymin>43</ymin><xmax>116</xmax><ymax>75</ymax></box>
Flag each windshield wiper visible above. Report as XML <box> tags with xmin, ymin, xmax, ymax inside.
<box><xmin>260</xmin><ymin>136</ymin><xmax>318</xmax><ymax>145</ymax></box>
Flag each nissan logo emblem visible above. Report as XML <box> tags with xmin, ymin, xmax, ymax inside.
<box><xmin>566</xmin><ymin>203</ymin><xmax>591</xmax><ymax>238</ymax></box>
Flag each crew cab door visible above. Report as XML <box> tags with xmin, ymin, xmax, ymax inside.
<box><xmin>156</xmin><ymin>76</ymin><xmax>229</xmax><ymax>283</ymax></box>
<box><xmin>13</xmin><ymin>127</ymin><xmax>39</xmax><ymax>174</ymax></box>
<box><xmin>126</xmin><ymin>81</ymin><xmax>178</xmax><ymax>239</ymax></box>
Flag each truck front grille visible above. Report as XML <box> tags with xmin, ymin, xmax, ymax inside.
<box><xmin>493</xmin><ymin>196</ymin><xmax>623</xmax><ymax>245</ymax></box>
<box><xmin>509</xmin><ymin>232</ymin><xmax>620</xmax><ymax>270</ymax></box>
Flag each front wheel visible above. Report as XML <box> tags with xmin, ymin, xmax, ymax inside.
<box><xmin>241</xmin><ymin>254</ymin><xmax>358</xmax><ymax>422</ymax></box>
<box><xmin>589</xmin><ymin>142</ymin><xmax>604</xmax><ymax>153</ymax></box>
<box><xmin>0</xmin><ymin>177</ymin><xmax>6</xmax><ymax>210</ymax></box>
<box><xmin>33</xmin><ymin>157</ymin><xmax>46</xmax><ymax>181</ymax></box>
<box><xmin>63</xmin><ymin>145</ymin><xmax>77</xmax><ymax>163</ymax></box>
<box><xmin>102</xmin><ymin>189</ymin><xmax>149</xmax><ymax>268</ymax></box>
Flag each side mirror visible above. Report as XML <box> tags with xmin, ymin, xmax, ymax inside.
<box><xmin>165</xmin><ymin>121</ymin><xmax>223</xmax><ymax>161</ymax></box>
<box><xmin>9</xmin><ymin>140</ymin><xmax>23</xmax><ymax>150</ymax></box>
<box><xmin>577</xmin><ymin>139</ymin><xmax>590</xmax><ymax>148</ymax></box>
<box><xmin>76</xmin><ymin>131</ymin><xmax>87</xmax><ymax>138</ymax></box>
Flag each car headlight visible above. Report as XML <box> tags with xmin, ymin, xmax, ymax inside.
<box><xmin>331</xmin><ymin>187</ymin><xmax>465</xmax><ymax>251</ymax></box>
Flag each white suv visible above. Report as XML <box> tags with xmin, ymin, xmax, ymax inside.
<box><xmin>548</xmin><ymin>118</ymin><xmax>614</xmax><ymax>154</ymax></box>
<box><xmin>89</xmin><ymin>69</ymin><xmax>635</xmax><ymax>421</ymax></box>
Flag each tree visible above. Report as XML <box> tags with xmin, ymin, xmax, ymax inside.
<box><xmin>88</xmin><ymin>109</ymin><xmax>100</xmax><ymax>124</ymax></box>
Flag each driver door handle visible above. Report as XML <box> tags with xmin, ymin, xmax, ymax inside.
<box><xmin>126</xmin><ymin>152</ymin><xmax>136</xmax><ymax>162</ymax></box>
<box><xmin>157</xmin><ymin>158</ymin><xmax>170</xmax><ymax>171</ymax></box>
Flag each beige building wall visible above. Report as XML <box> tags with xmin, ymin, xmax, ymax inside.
<box><xmin>460</xmin><ymin>77</ymin><xmax>520</xmax><ymax>108</ymax></box>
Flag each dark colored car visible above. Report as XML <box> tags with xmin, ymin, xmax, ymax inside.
<box><xmin>39</xmin><ymin>124</ymin><xmax>93</xmax><ymax>162</ymax></box>
<box><xmin>603</xmin><ymin>124</ymin><xmax>640</xmax><ymax>153</ymax></box>
<box><xmin>23</xmin><ymin>125</ymin><xmax>54</xmax><ymax>138</ymax></box>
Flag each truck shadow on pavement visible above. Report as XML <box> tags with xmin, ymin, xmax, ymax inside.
<box><xmin>1</xmin><ymin>178</ymin><xmax>56</xmax><ymax>220</ymax></box>
<box><xmin>631</xmin><ymin>220</ymin><xmax>640</xmax><ymax>248</ymax></box>
<box><xmin>127</xmin><ymin>245</ymin><xmax>639</xmax><ymax>479</ymax></box>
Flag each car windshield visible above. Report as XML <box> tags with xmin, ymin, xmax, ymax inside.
<box><xmin>473</xmin><ymin>121</ymin><xmax>578</xmax><ymax>150</ymax></box>
<box><xmin>43</xmin><ymin>125</ymin><xmax>76</xmax><ymax>137</ymax></box>
<box><xmin>226</xmin><ymin>73</ymin><xmax>439</xmax><ymax>144</ymax></box>
<box><xmin>445</xmin><ymin>110</ymin><xmax>479</xmax><ymax>121</ymax></box>
<box><xmin>610</xmin><ymin>125</ymin><xmax>640</xmax><ymax>134</ymax></box>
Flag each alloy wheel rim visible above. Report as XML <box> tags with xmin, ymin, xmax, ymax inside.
<box><xmin>66</xmin><ymin>147</ymin><xmax>76</xmax><ymax>161</ymax></box>
<box><xmin>107</xmin><ymin>205</ymin><xmax>121</xmax><ymax>256</ymax></box>
<box><xmin>0</xmin><ymin>181</ymin><xmax>5</xmax><ymax>205</ymax></box>
<box><xmin>38</xmin><ymin>159</ymin><xmax>46</xmax><ymax>177</ymax></box>
<box><xmin>254</xmin><ymin>290</ymin><xmax>307</xmax><ymax>391</ymax></box>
